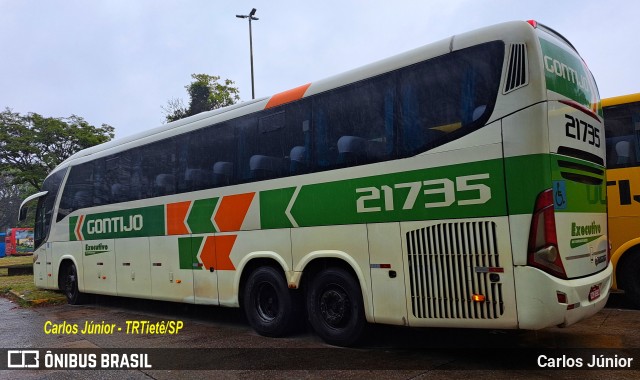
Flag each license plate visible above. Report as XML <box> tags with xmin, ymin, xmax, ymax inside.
<box><xmin>589</xmin><ymin>284</ymin><xmax>601</xmax><ymax>302</ymax></box>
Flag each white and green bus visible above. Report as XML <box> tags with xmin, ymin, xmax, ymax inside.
<box><xmin>20</xmin><ymin>20</ymin><xmax>611</xmax><ymax>346</ymax></box>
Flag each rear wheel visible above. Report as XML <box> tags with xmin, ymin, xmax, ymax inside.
<box><xmin>306</xmin><ymin>267</ymin><xmax>365</xmax><ymax>346</ymax></box>
<box><xmin>60</xmin><ymin>262</ymin><xmax>87</xmax><ymax>305</ymax></box>
<box><xmin>243</xmin><ymin>266</ymin><xmax>299</xmax><ymax>337</ymax></box>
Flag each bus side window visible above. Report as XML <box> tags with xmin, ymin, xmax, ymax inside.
<box><xmin>213</xmin><ymin>161</ymin><xmax>234</xmax><ymax>186</ymax></box>
<box><xmin>57</xmin><ymin>162</ymin><xmax>93</xmax><ymax>221</ymax></box>
<box><xmin>154</xmin><ymin>173</ymin><xmax>176</xmax><ymax>196</ymax></box>
<box><xmin>289</xmin><ymin>146</ymin><xmax>309</xmax><ymax>174</ymax></box>
<box><xmin>337</xmin><ymin>136</ymin><xmax>367</xmax><ymax>165</ymax></box>
<box><xmin>616</xmin><ymin>140</ymin><xmax>631</xmax><ymax>165</ymax></box>
<box><xmin>313</xmin><ymin>77</ymin><xmax>393</xmax><ymax>170</ymax></box>
<box><xmin>250</xmin><ymin>155</ymin><xmax>283</xmax><ymax>179</ymax></box>
<box><xmin>183</xmin><ymin>168</ymin><xmax>213</xmax><ymax>192</ymax></box>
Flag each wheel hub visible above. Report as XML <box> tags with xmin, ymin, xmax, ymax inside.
<box><xmin>319</xmin><ymin>288</ymin><xmax>350</xmax><ymax>327</ymax></box>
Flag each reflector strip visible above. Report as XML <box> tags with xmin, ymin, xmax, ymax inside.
<box><xmin>566</xmin><ymin>302</ymin><xmax>580</xmax><ymax>310</ymax></box>
<box><xmin>474</xmin><ymin>267</ymin><xmax>504</xmax><ymax>273</ymax></box>
<box><xmin>370</xmin><ymin>264</ymin><xmax>392</xmax><ymax>269</ymax></box>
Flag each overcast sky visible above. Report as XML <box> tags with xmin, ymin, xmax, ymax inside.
<box><xmin>1</xmin><ymin>0</ymin><xmax>637</xmax><ymax>139</ymax></box>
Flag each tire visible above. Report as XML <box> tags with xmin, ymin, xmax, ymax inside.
<box><xmin>621</xmin><ymin>254</ymin><xmax>640</xmax><ymax>309</ymax></box>
<box><xmin>243</xmin><ymin>266</ymin><xmax>299</xmax><ymax>337</ymax></box>
<box><xmin>60</xmin><ymin>262</ymin><xmax>87</xmax><ymax>305</ymax></box>
<box><xmin>306</xmin><ymin>267</ymin><xmax>366</xmax><ymax>346</ymax></box>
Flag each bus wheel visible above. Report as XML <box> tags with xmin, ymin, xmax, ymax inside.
<box><xmin>622</xmin><ymin>254</ymin><xmax>640</xmax><ymax>309</ymax></box>
<box><xmin>61</xmin><ymin>262</ymin><xmax>86</xmax><ymax>305</ymax></box>
<box><xmin>243</xmin><ymin>266</ymin><xmax>298</xmax><ymax>337</ymax></box>
<box><xmin>306</xmin><ymin>267</ymin><xmax>365</xmax><ymax>346</ymax></box>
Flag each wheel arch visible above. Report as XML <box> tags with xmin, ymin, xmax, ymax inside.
<box><xmin>614</xmin><ymin>242</ymin><xmax>640</xmax><ymax>290</ymax></box>
<box><xmin>236</xmin><ymin>253</ymin><xmax>290</xmax><ymax>308</ymax></box>
<box><xmin>297</xmin><ymin>252</ymin><xmax>373</xmax><ymax>322</ymax></box>
<box><xmin>612</xmin><ymin>239</ymin><xmax>640</xmax><ymax>290</ymax></box>
<box><xmin>57</xmin><ymin>256</ymin><xmax>83</xmax><ymax>292</ymax></box>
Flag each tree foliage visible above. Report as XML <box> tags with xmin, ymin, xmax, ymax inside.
<box><xmin>0</xmin><ymin>108</ymin><xmax>115</xmax><ymax>189</ymax></box>
<box><xmin>0</xmin><ymin>172</ymin><xmax>34</xmax><ymax>231</ymax></box>
<box><xmin>163</xmin><ymin>74</ymin><xmax>240</xmax><ymax>123</ymax></box>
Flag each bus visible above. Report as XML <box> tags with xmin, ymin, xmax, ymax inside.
<box><xmin>19</xmin><ymin>20</ymin><xmax>611</xmax><ymax>346</ymax></box>
<box><xmin>5</xmin><ymin>228</ymin><xmax>34</xmax><ymax>256</ymax></box>
<box><xmin>603</xmin><ymin>93</ymin><xmax>640</xmax><ymax>308</ymax></box>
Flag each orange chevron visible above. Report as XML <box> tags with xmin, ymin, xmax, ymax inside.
<box><xmin>214</xmin><ymin>193</ymin><xmax>255</xmax><ymax>232</ymax></box>
<box><xmin>166</xmin><ymin>201</ymin><xmax>191</xmax><ymax>235</ymax></box>
<box><xmin>215</xmin><ymin>235</ymin><xmax>237</xmax><ymax>271</ymax></box>
<box><xmin>200</xmin><ymin>236</ymin><xmax>216</xmax><ymax>271</ymax></box>
<box><xmin>75</xmin><ymin>214</ymin><xmax>85</xmax><ymax>241</ymax></box>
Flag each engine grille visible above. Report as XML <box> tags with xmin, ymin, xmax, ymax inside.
<box><xmin>406</xmin><ymin>221</ymin><xmax>505</xmax><ymax>319</ymax></box>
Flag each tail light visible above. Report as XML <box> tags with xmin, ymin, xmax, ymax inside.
<box><xmin>527</xmin><ymin>189</ymin><xmax>568</xmax><ymax>279</ymax></box>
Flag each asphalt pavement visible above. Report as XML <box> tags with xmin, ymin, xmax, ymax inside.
<box><xmin>0</xmin><ymin>293</ymin><xmax>639</xmax><ymax>379</ymax></box>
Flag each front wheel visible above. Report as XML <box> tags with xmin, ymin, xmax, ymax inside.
<box><xmin>60</xmin><ymin>262</ymin><xmax>87</xmax><ymax>305</ymax></box>
<box><xmin>243</xmin><ymin>266</ymin><xmax>300</xmax><ymax>337</ymax></box>
<box><xmin>306</xmin><ymin>267</ymin><xmax>365</xmax><ymax>346</ymax></box>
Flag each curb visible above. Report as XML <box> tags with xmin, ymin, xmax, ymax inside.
<box><xmin>8</xmin><ymin>289</ymin><xmax>65</xmax><ymax>306</ymax></box>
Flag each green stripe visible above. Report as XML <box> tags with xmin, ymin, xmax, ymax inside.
<box><xmin>261</xmin><ymin>159</ymin><xmax>508</xmax><ymax>228</ymax></box>
<box><xmin>76</xmin><ymin>205</ymin><xmax>165</xmax><ymax>240</ymax></box>
<box><xmin>178</xmin><ymin>237</ymin><xmax>202</xmax><ymax>270</ymax></box>
<box><xmin>504</xmin><ymin>154</ymin><xmax>551</xmax><ymax>215</ymax></box>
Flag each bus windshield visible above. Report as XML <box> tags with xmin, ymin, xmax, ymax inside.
<box><xmin>34</xmin><ymin>168</ymin><xmax>66</xmax><ymax>250</ymax></box>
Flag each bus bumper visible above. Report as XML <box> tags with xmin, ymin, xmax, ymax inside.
<box><xmin>514</xmin><ymin>263</ymin><xmax>613</xmax><ymax>330</ymax></box>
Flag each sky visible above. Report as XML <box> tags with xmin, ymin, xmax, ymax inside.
<box><xmin>0</xmin><ymin>0</ymin><xmax>638</xmax><ymax>139</ymax></box>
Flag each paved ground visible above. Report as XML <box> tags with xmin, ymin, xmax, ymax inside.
<box><xmin>0</xmin><ymin>293</ymin><xmax>638</xmax><ymax>379</ymax></box>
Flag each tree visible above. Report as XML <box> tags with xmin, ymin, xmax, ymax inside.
<box><xmin>0</xmin><ymin>172</ymin><xmax>34</xmax><ymax>231</ymax></box>
<box><xmin>163</xmin><ymin>74</ymin><xmax>240</xmax><ymax>123</ymax></box>
<box><xmin>0</xmin><ymin>108</ymin><xmax>114</xmax><ymax>189</ymax></box>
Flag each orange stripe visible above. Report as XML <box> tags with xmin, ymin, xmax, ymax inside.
<box><xmin>215</xmin><ymin>235</ymin><xmax>237</xmax><ymax>271</ymax></box>
<box><xmin>166</xmin><ymin>201</ymin><xmax>191</xmax><ymax>235</ymax></box>
<box><xmin>214</xmin><ymin>193</ymin><xmax>255</xmax><ymax>232</ymax></box>
<box><xmin>75</xmin><ymin>215</ymin><xmax>85</xmax><ymax>241</ymax></box>
<box><xmin>265</xmin><ymin>83</ymin><xmax>311</xmax><ymax>109</ymax></box>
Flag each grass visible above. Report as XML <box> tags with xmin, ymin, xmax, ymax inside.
<box><xmin>0</xmin><ymin>255</ymin><xmax>67</xmax><ymax>306</ymax></box>
<box><xmin>0</xmin><ymin>254</ymin><xmax>33</xmax><ymax>266</ymax></box>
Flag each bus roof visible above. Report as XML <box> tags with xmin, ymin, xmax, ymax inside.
<box><xmin>602</xmin><ymin>93</ymin><xmax>640</xmax><ymax>108</ymax></box>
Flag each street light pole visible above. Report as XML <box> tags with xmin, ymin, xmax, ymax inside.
<box><xmin>236</xmin><ymin>8</ymin><xmax>259</xmax><ymax>100</ymax></box>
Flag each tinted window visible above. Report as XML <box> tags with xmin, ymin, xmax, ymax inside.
<box><xmin>397</xmin><ymin>41</ymin><xmax>503</xmax><ymax>156</ymax></box>
<box><xmin>313</xmin><ymin>78</ymin><xmax>395</xmax><ymax>169</ymax></box>
<box><xmin>55</xmin><ymin>41</ymin><xmax>504</xmax><ymax>212</ymax></box>
<box><xmin>58</xmin><ymin>138</ymin><xmax>178</xmax><ymax>217</ymax></box>
<box><xmin>604</xmin><ymin>101</ymin><xmax>640</xmax><ymax>168</ymax></box>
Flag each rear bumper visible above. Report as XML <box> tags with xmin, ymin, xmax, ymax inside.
<box><xmin>514</xmin><ymin>263</ymin><xmax>612</xmax><ymax>329</ymax></box>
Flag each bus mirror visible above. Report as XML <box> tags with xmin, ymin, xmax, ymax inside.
<box><xmin>18</xmin><ymin>190</ymin><xmax>48</xmax><ymax>223</ymax></box>
<box><xmin>18</xmin><ymin>206</ymin><xmax>28</xmax><ymax>222</ymax></box>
